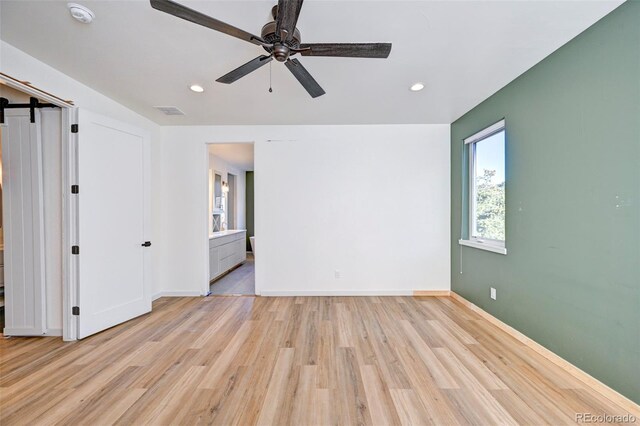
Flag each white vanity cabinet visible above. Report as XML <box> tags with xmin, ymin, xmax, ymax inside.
<box><xmin>209</xmin><ymin>230</ymin><xmax>246</xmax><ymax>281</ymax></box>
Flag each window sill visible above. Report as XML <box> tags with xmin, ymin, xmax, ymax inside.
<box><xmin>458</xmin><ymin>239</ymin><xmax>507</xmax><ymax>255</ymax></box>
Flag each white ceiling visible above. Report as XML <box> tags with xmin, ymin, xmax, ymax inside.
<box><xmin>209</xmin><ymin>143</ymin><xmax>255</xmax><ymax>170</ymax></box>
<box><xmin>0</xmin><ymin>0</ymin><xmax>622</xmax><ymax>125</ymax></box>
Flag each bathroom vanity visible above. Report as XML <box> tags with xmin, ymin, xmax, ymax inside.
<box><xmin>209</xmin><ymin>230</ymin><xmax>246</xmax><ymax>282</ymax></box>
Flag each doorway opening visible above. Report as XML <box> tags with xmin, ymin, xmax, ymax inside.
<box><xmin>207</xmin><ymin>143</ymin><xmax>255</xmax><ymax>295</ymax></box>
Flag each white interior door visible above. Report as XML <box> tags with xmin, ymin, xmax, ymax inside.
<box><xmin>1</xmin><ymin>109</ymin><xmax>47</xmax><ymax>336</ymax></box>
<box><xmin>76</xmin><ymin>109</ymin><xmax>151</xmax><ymax>339</ymax></box>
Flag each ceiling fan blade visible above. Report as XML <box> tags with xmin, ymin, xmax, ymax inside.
<box><xmin>216</xmin><ymin>55</ymin><xmax>273</xmax><ymax>84</ymax></box>
<box><xmin>284</xmin><ymin>59</ymin><xmax>325</xmax><ymax>98</ymax></box>
<box><xmin>150</xmin><ymin>0</ymin><xmax>264</xmax><ymax>46</ymax></box>
<box><xmin>275</xmin><ymin>0</ymin><xmax>304</xmax><ymax>42</ymax></box>
<box><xmin>299</xmin><ymin>43</ymin><xmax>392</xmax><ymax>58</ymax></box>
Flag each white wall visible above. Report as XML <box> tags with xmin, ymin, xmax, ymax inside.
<box><xmin>1</xmin><ymin>41</ymin><xmax>164</xmax><ymax>298</ymax></box>
<box><xmin>208</xmin><ymin>152</ymin><xmax>247</xmax><ymax>234</ymax></box>
<box><xmin>1</xmin><ymin>41</ymin><xmax>451</xmax><ymax>301</ymax></box>
<box><xmin>160</xmin><ymin>125</ymin><xmax>450</xmax><ymax>296</ymax></box>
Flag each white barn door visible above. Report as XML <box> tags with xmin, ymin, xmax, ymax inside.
<box><xmin>1</xmin><ymin>109</ymin><xmax>47</xmax><ymax>336</ymax></box>
<box><xmin>76</xmin><ymin>110</ymin><xmax>151</xmax><ymax>339</ymax></box>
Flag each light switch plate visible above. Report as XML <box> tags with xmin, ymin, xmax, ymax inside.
<box><xmin>490</xmin><ymin>287</ymin><xmax>497</xmax><ymax>300</ymax></box>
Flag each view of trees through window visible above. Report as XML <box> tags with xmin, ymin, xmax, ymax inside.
<box><xmin>474</xmin><ymin>169</ymin><xmax>505</xmax><ymax>240</ymax></box>
<box><xmin>472</xmin><ymin>130</ymin><xmax>505</xmax><ymax>241</ymax></box>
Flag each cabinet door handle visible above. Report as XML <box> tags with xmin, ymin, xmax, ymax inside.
<box><xmin>141</xmin><ymin>241</ymin><xmax>152</xmax><ymax>247</ymax></box>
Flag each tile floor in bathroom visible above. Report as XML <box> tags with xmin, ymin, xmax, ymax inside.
<box><xmin>209</xmin><ymin>253</ymin><xmax>255</xmax><ymax>295</ymax></box>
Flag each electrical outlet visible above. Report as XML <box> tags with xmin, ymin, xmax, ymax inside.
<box><xmin>490</xmin><ymin>287</ymin><xmax>497</xmax><ymax>300</ymax></box>
<box><xmin>334</xmin><ymin>270</ymin><xmax>341</xmax><ymax>279</ymax></box>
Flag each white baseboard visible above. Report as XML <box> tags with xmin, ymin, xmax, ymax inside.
<box><xmin>450</xmin><ymin>292</ymin><xmax>640</xmax><ymax>416</ymax></box>
<box><xmin>260</xmin><ymin>290</ymin><xmax>417</xmax><ymax>297</ymax></box>
<box><xmin>152</xmin><ymin>291</ymin><xmax>203</xmax><ymax>301</ymax></box>
<box><xmin>413</xmin><ymin>290</ymin><xmax>451</xmax><ymax>296</ymax></box>
<box><xmin>3</xmin><ymin>328</ymin><xmax>62</xmax><ymax>337</ymax></box>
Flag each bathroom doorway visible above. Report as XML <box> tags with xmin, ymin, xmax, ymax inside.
<box><xmin>206</xmin><ymin>143</ymin><xmax>255</xmax><ymax>295</ymax></box>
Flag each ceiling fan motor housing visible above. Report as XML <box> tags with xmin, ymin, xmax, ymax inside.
<box><xmin>261</xmin><ymin>21</ymin><xmax>302</xmax><ymax>61</ymax></box>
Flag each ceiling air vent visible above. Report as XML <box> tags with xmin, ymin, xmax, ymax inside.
<box><xmin>154</xmin><ymin>106</ymin><xmax>185</xmax><ymax>116</ymax></box>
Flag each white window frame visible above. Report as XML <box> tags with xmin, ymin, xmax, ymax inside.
<box><xmin>459</xmin><ymin>119</ymin><xmax>507</xmax><ymax>255</ymax></box>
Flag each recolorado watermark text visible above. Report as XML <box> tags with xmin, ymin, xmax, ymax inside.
<box><xmin>575</xmin><ymin>413</ymin><xmax>636</xmax><ymax>423</ymax></box>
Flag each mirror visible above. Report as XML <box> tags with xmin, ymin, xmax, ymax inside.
<box><xmin>212</xmin><ymin>173</ymin><xmax>228</xmax><ymax>232</ymax></box>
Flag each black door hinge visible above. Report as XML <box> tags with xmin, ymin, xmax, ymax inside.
<box><xmin>72</xmin><ymin>306</ymin><xmax>80</xmax><ymax>316</ymax></box>
<box><xmin>71</xmin><ymin>124</ymin><xmax>79</xmax><ymax>133</ymax></box>
<box><xmin>72</xmin><ymin>245</ymin><xmax>80</xmax><ymax>255</ymax></box>
<box><xmin>71</xmin><ymin>185</ymin><xmax>79</xmax><ymax>194</ymax></box>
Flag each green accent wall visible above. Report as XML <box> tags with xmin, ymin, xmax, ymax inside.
<box><xmin>246</xmin><ymin>171</ymin><xmax>254</xmax><ymax>251</ymax></box>
<box><xmin>451</xmin><ymin>1</ymin><xmax>640</xmax><ymax>404</ymax></box>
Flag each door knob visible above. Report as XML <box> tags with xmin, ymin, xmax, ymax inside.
<box><xmin>141</xmin><ymin>241</ymin><xmax>152</xmax><ymax>247</ymax></box>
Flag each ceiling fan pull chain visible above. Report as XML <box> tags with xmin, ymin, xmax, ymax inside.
<box><xmin>269</xmin><ymin>61</ymin><xmax>273</xmax><ymax>93</ymax></box>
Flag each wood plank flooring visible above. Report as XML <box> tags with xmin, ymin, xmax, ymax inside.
<box><xmin>0</xmin><ymin>296</ymin><xmax>637</xmax><ymax>425</ymax></box>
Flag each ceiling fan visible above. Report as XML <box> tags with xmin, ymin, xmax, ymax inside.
<box><xmin>150</xmin><ymin>0</ymin><xmax>392</xmax><ymax>98</ymax></box>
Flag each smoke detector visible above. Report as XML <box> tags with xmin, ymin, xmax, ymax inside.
<box><xmin>67</xmin><ymin>3</ymin><xmax>95</xmax><ymax>24</ymax></box>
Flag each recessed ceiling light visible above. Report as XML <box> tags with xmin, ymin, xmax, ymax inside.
<box><xmin>67</xmin><ymin>3</ymin><xmax>95</xmax><ymax>24</ymax></box>
<box><xmin>410</xmin><ymin>82</ymin><xmax>425</xmax><ymax>92</ymax></box>
<box><xmin>190</xmin><ymin>84</ymin><xmax>205</xmax><ymax>93</ymax></box>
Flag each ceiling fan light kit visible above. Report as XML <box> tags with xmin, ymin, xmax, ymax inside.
<box><xmin>149</xmin><ymin>0</ymin><xmax>392</xmax><ymax>98</ymax></box>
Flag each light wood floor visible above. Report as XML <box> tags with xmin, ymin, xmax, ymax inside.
<box><xmin>0</xmin><ymin>296</ymin><xmax>637</xmax><ymax>425</ymax></box>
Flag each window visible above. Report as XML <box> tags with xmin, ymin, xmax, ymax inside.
<box><xmin>460</xmin><ymin>120</ymin><xmax>506</xmax><ymax>255</ymax></box>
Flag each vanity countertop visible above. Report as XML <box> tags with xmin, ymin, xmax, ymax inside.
<box><xmin>209</xmin><ymin>229</ymin><xmax>246</xmax><ymax>239</ymax></box>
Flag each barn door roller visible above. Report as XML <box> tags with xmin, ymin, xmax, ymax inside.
<box><xmin>0</xmin><ymin>96</ymin><xmax>59</xmax><ymax>124</ymax></box>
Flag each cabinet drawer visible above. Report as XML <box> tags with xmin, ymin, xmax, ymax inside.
<box><xmin>232</xmin><ymin>240</ymin><xmax>246</xmax><ymax>264</ymax></box>
<box><xmin>210</xmin><ymin>235</ymin><xmax>230</xmax><ymax>248</ymax></box>
<box><xmin>220</xmin><ymin>256</ymin><xmax>234</xmax><ymax>273</ymax></box>
<box><xmin>219</xmin><ymin>242</ymin><xmax>235</xmax><ymax>260</ymax></box>
<box><xmin>209</xmin><ymin>231</ymin><xmax>246</xmax><ymax>248</ymax></box>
